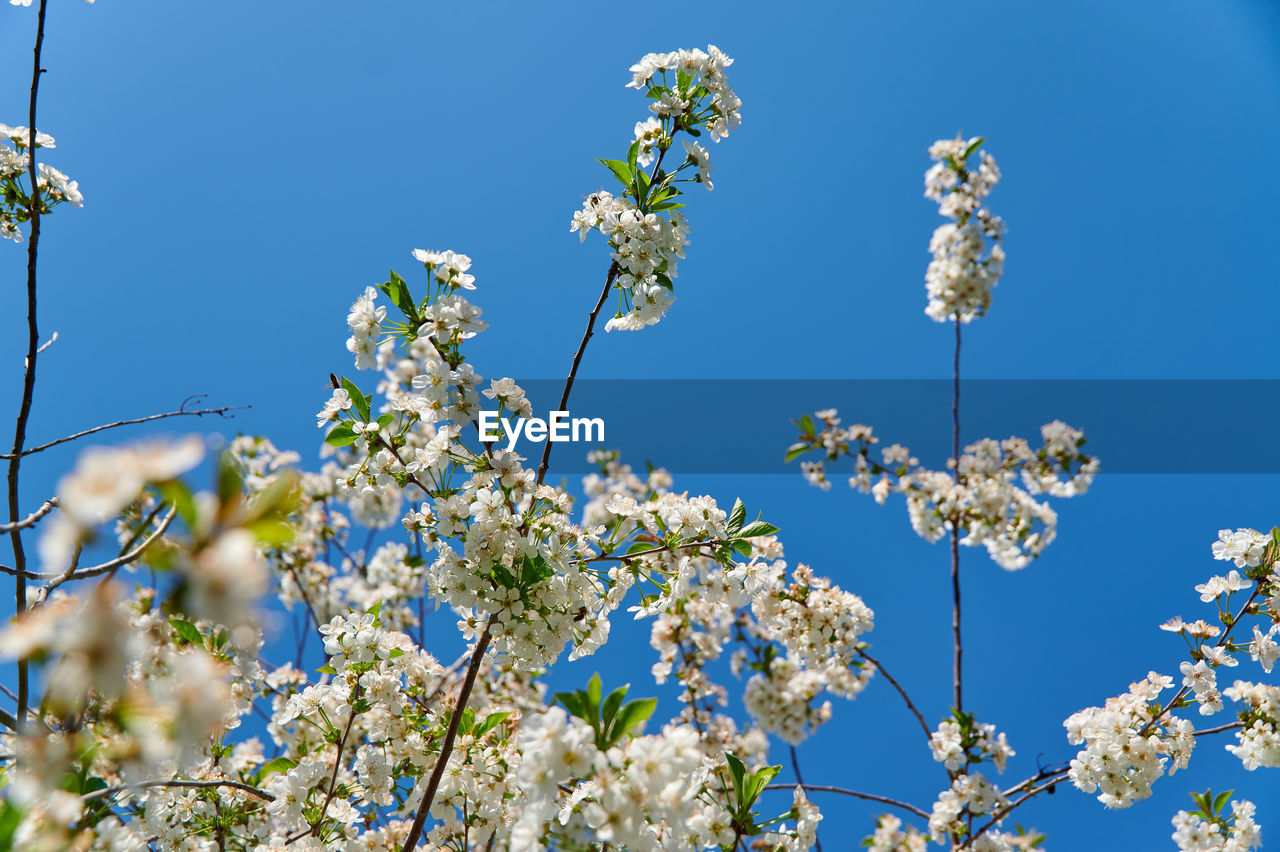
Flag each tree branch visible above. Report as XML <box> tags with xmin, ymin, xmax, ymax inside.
<box><xmin>0</xmin><ymin>396</ymin><xmax>248</xmax><ymax>460</ymax></box>
<box><xmin>858</xmin><ymin>649</ymin><xmax>932</xmax><ymax>743</ymax></box>
<box><xmin>33</xmin><ymin>504</ymin><xmax>177</xmax><ymax>602</ymax></box>
<box><xmin>763</xmin><ymin>783</ymin><xmax>930</xmax><ymax>821</ymax></box>
<box><xmin>400</xmin><ymin>621</ymin><xmax>492</xmax><ymax>851</ymax></box>
<box><xmin>7</xmin><ymin>0</ymin><xmax>51</xmax><ymax>731</ymax></box>
<box><xmin>535</xmin><ymin>260</ymin><xmax>619</xmax><ymax>487</ymax></box>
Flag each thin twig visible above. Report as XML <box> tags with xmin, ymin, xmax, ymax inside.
<box><xmin>0</xmin><ymin>497</ymin><xmax>55</xmax><ymax>533</ymax></box>
<box><xmin>763</xmin><ymin>783</ymin><xmax>930</xmax><ymax>821</ymax></box>
<box><xmin>534</xmin><ymin>260</ymin><xmax>619</xmax><ymax>487</ymax></box>
<box><xmin>0</xmin><ymin>396</ymin><xmax>248</xmax><ymax>460</ymax></box>
<box><xmin>34</xmin><ymin>504</ymin><xmax>177</xmax><ymax>601</ymax></box>
<box><xmin>84</xmin><ymin>778</ymin><xmax>276</xmax><ymax>803</ymax></box>
<box><xmin>858</xmin><ymin>649</ymin><xmax>932</xmax><ymax>742</ymax></box>
<box><xmin>400</xmin><ymin>621</ymin><xmax>493</xmax><ymax>852</ymax></box>
<box><xmin>574</xmin><ymin>538</ymin><xmax>715</xmax><ymax>565</ymax></box>
<box><xmin>1193</xmin><ymin>721</ymin><xmax>1244</xmax><ymax>737</ymax></box>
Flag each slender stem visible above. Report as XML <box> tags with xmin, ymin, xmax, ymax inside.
<box><xmin>1193</xmin><ymin>721</ymin><xmax>1244</xmax><ymax>737</ymax></box>
<box><xmin>858</xmin><ymin>649</ymin><xmax>932</xmax><ymax>742</ymax></box>
<box><xmin>950</xmin><ymin>319</ymin><xmax>962</xmax><ymax>713</ymax></box>
<box><xmin>8</xmin><ymin>0</ymin><xmax>51</xmax><ymax>732</ymax></box>
<box><xmin>535</xmin><ymin>260</ymin><xmax>619</xmax><ymax>487</ymax></box>
<box><xmin>84</xmin><ymin>778</ymin><xmax>276</xmax><ymax>803</ymax></box>
<box><xmin>0</xmin><ymin>398</ymin><xmax>246</xmax><ymax>460</ymax></box>
<box><xmin>762</xmin><ymin>783</ymin><xmax>930</xmax><ymax>821</ymax></box>
<box><xmin>400</xmin><ymin>621</ymin><xmax>492</xmax><ymax>852</ymax></box>
<box><xmin>0</xmin><ymin>497</ymin><xmax>55</xmax><ymax>533</ymax></box>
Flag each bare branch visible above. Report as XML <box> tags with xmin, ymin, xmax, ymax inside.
<box><xmin>0</xmin><ymin>396</ymin><xmax>248</xmax><ymax>460</ymax></box>
<box><xmin>0</xmin><ymin>497</ymin><xmax>56</xmax><ymax>533</ymax></box>
<box><xmin>34</xmin><ymin>504</ymin><xmax>177</xmax><ymax>601</ymax></box>
<box><xmin>763</xmin><ymin>783</ymin><xmax>930</xmax><ymax>821</ymax></box>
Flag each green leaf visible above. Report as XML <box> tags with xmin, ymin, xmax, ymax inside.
<box><xmin>739</xmin><ymin>521</ymin><xmax>780</xmax><ymax>538</ymax></box>
<box><xmin>217</xmin><ymin>453</ymin><xmax>243</xmax><ymax>506</ymax></box>
<box><xmin>251</xmin><ymin>757</ymin><xmax>297</xmax><ymax>785</ymax></box>
<box><xmin>724</xmin><ymin>753</ymin><xmax>747</xmax><ymax>806</ymax></box>
<box><xmin>586</xmin><ymin>673</ymin><xmax>602</xmax><ymax>720</ymax></box>
<box><xmin>324</xmin><ymin>423</ymin><xmax>358</xmax><ymax>448</ymax></box>
<box><xmin>168</xmin><ymin>618</ymin><xmax>202</xmax><ymax>646</ymax></box>
<box><xmin>742</xmin><ymin>764</ymin><xmax>781</xmax><ymax>806</ymax></box>
<box><xmin>475</xmin><ymin>711</ymin><xmax>511</xmax><ymax>738</ymax></box>
<box><xmin>245</xmin><ymin>518</ymin><xmax>294</xmax><ymax>547</ymax></box>
<box><xmin>727</xmin><ymin>499</ymin><xmax>746</xmax><ymax>535</ymax></box>
<box><xmin>376</xmin><ymin>412</ymin><xmax>395</xmax><ymax>430</ymax></box>
<box><xmin>0</xmin><ymin>800</ymin><xmax>22</xmax><ymax>852</ymax></box>
<box><xmin>608</xmin><ymin>697</ymin><xmax>656</xmax><ymax>744</ymax></box>
<box><xmin>627</xmin><ymin>140</ymin><xmax>640</xmax><ymax>172</ymax></box>
<box><xmin>961</xmin><ymin>135</ymin><xmax>986</xmax><ymax>161</ymax></box>
<box><xmin>601</xmin><ymin>684</ymin><xmax>629</xmax><ymax>732</ymax></box>
<box><xmin>1212</xmin><ymin>789</ymin><xmax>1232</xmax><ymax>815</ymax></box>
<box><xmin>381</xmin><ymin>269</ymin><xmax>417</xmax><ymax>320</ymax></box>
<box><xmin>458</xmin><ymin>707</ymin><xmax>476</xmax><ymax>736</ymax></box>
<box><xmin>598</xmin><ymin>158</ymin><xmax>634</xmax><ymax>189</ymax></box>
<box><xmin>341</xmin><ymin>378</ymin><xmax>372</xmax><ymax>423</ymax></box>
<box><xmin>157</xmin><ymin>480</ymin><xmax>198</xmax><ymax>529</ymax></box>
<box><xmin>799</xmin><ymin>414</ymin><xmax>815</xmax><ymax>437</ymax></box>
<box><xmin>784</xmin><ymin>442</ymin><xmax>810</xmax><ymax>463</ymax></box>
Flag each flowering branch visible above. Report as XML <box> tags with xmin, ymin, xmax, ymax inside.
<box><xmin>400</xmin><ymin>621</ymin><xmax>493</xmax><ymax>852</ymax></box>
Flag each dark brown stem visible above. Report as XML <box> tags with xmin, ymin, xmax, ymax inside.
<box><xmin>400</xmin><ymin>622</ymin><xmax>492</xmax><ymax>851</ymax></box>
<box><xmin>535</xmin><ymin>261</ymin><xmax>619</xmax><ymax>487</ymax></box>
<box><xmin>0</xmin><ymin>397</ymin><xmax>247</xmax><ymax>460</ymax></box>
<box><xmin>762</xmin><ymin>783</ymin><xmax>930</xmax><ymax>821</ymax></box>
<box><xmin>8</xmin><ymin>0</ymin><xmax>50</xmax><ymax>732</ymax></box>
<box><xmin>950</xmin><ymin>319</ymin><xmax>962</xmax><ymax>713</ymax></box>
<box><xmin>858</xmin><ymin>649</ymin><xmax>932</xmax><ymax>742</ymax></box>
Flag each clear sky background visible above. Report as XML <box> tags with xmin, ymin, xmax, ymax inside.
<box><xmin>3</xmin><ymin>1</ymin><xmax>1280</xmax><ymax>847</ymax></box>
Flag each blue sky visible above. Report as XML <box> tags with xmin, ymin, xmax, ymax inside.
<box><xmin>3</xmin><ymin>1</ymin><xmax>1280</xmax><ymax>847</ymax></box>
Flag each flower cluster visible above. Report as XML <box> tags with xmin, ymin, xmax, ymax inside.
<box><xmin>1064</xmin><ymin>671</ymin><xmax>1196</xmax><ymax>808</ymax></box>
<box><xmin>570</xmin><ymin>46</ymin><xmax>740</xmax><ymax>333</ymax></box>
<box><xmin>571</xmin><ymin>190</ymin><xmax>689</xmax><ymax>331</ymax></box>
<box><xmin>0</xmin><ymin>123</ymin><xmax>82</xmax><ymax>242</ymax></box>
<box><xmin>1172</xmin><ymin>796</ymin><xmax>1262</xmax><ymax>852</ymax></box>
<box><xmin>793</xmin><ymin>412</ymin><xmax>1098</xmax><ymax>570</ymax></box>
<box><xmin>923</xmin><ymin>135</ymin><xmax>1005</xmax><ymax>322</ymax></box>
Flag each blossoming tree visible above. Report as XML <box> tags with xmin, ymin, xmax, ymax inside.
<box><xmin>1</xmin><ymin>3</ymin><xmax>1277</xmax><ymax>852</ymax></box>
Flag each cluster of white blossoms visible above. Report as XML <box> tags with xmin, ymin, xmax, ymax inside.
<box><xmin>0</xmin><ymin>123</ymin><xmax>82</xmax><ymax>242</ymax></box>
<box><xmin>572</xmin><ymin>191</ymin><xmax>690</xmax><ymax>332</ymax></box>
<box><xmin>743</xmin><ymin>562</ymin><xmax>875</xmax><ymax>742</ymax></box>
<box><xmin>1222</xmin><ymin>681</ymin><xmax>1280</xmax><ymax>770</ymax></box>
<box><xmin>864</xmin><ymin>814</ymin><xmax>929</xmax><ymax>852</ymax></box>
<box><xmin>923</xmin><ymin>135</ymin><xmax>1005</xmax><ymax>322</ymax></box>
<box><xmin>1064</xmin><ymin>671</ymin><xmax>1197</xmax><ymax>808</ymax></box>
<box><xmin>794</xmin><ymin>412</ymin><xmax>1098</xmax><ymax>570</ymax></box>
<box><xmin>1172</xmin><ymin>799</ymin><xmax>1263</xmax><ymax>852</ymax></box>
<box><xmin>927</xmin><ymin>772</ymin><xmax>1009</xmax><ymax>843</ymax></box>
<box><xmin>570</xmin><ymin>46</ymin><xmax>739</xmax><ymax>333</ymax></box>
<box><xmin>928</xmin><ymin>714</ymin><xmax>1015</xmax><ymax>774</ymax></box>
